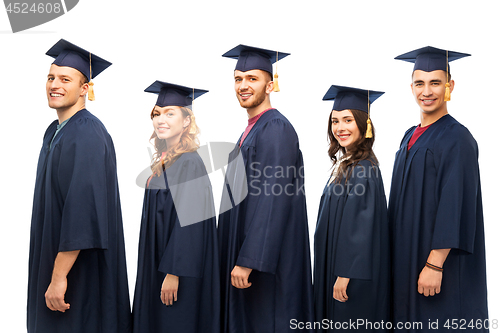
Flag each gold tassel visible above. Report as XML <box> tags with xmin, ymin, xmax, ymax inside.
<box><xmin>444</xmin><ymin>82</ymin><xmax>451</xmax><ymax>102</ymax></box>
<box><xmin>273</xmin><ymin>50</ymin><xmax>280</xmax><ymax>92</ymax></box>
<box><xmin>88</xmin><ymin>81</ymin><xmax>95</xmax><ymax>101</ymax></box>
<box><xmin>366</xmin><ymin>118</ymin><xmax>373</xmax><ymax>138</ymax></box>
<box><xmin>189</xmin><ymin>115</ymin><xmax>197</xmax><ymax>134</ymax></box>
<box><xmin>273</xmin><ymin>73</ymin><xmax>280</xmax><ymax>92</ymax></box>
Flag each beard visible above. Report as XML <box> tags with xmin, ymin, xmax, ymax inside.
<box><xmin>236</xmin><ymin>86</ymin><xmax>267</xmax><ymax>109</ymax></box>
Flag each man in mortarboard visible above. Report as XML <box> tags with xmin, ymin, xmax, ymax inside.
<box><xmin>27</xmin><ymin>39</ymin><xmax>131</xmax><ymax>333</ymax></box>
<box><xmin>218</xmin><ymin>45</ymin><xmax>314</xmax><ymax>332</ymax></box>
<box><xmin>388</xmin><ymin>46</ymin><xmax>488</xmax><ymax>332</ymax></box>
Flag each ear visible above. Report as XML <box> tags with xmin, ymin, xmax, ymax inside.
<box><xmin>448</xmin><ymin>79</ymin><xmax>455</xmax><ymax>94</ymax></box>
<box><xmin>183</xmin><ymin>115</ymin><xmax>191</xmax><ymax>128</ymax></box>
<box><xmin>266</xmin><ymin>80</ymin><xmax>274</xmax><ymax>94</ymax></box>
<box><xmin>410</xmin><ymin>82</ymin><xmax>415</xmax><ymax>95</ymax></box>
<box><xmin>80</xmin><ymin>82</ymin><xmax>89</xmax><ymax>97</ymax></box>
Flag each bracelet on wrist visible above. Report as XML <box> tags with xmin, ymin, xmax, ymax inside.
<box><xmin>425</xmin><ymin>262</ymin><xmax>443</xmax><ymax>272</ymax></box>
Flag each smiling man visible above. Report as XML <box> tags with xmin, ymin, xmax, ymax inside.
<box><xmin>218</xmin><ymin>45</ymin><xmax>314</xmax><ymax>333</ymax></box>
<box><xmin>27</xmin><ymin>39</ymin><xmax>131</xmax><ymax>333</ymax></box>
<box><xmin>388</xmin><ymin>46</ymin><xmax>489</xmax><ymax>332</ymax></box>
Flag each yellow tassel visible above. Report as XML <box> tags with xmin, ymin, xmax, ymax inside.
<box><xmin>88</xmin><ymin>81</ymin><xmax>95</xmax><ymax>101</ymax></box>
<box><xmin>366</xmin><ymin>118</ymin><xmax>373</xmax><ymax>138</ymax></box>
<box><xmin>273</xmin><ymin>73</ymin><xmax>280</xmax><ymax>92</ymax></box>
<box><xmin>444</xmin><ymin>82</ymin><xmax>451</xmax><ymax>102</ymax></box>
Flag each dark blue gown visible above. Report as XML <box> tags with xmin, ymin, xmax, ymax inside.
<box><xmin>27</xmin><ymin>109</ymin><xmax>131</xmax><ymax>333</ymax></box>
<box><xmin>314</xmin><ymin>160</ymin><xmax>390</xmax><ymax>332</ymax></box>
<box><xmin>388</xmin><ymin>114</ymin><xmax>488</xmax><ymax>332</ymax></box>
<box><xmin>218</xmin><ymin>109</ymin><xmax>314</xmax><ymax>333</ymax></box>
<box><xmin>132</xmin><ymin>151</ymin><xmax>220</xmax><ymax>333</ymax></box>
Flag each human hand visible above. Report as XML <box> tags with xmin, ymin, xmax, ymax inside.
<box><xmin>418</xmin><ymin>266</ymin><xmax>442</xmax><ymax>296</ymax></box>
<box><xmin>45</xmin><ymin>277</ymin><xmax>70</xmax><ymax>312</ymax></box>
<box><xmin>333</xmin><ymin>276</ymin><xmax>350</xmax><ymax>302</ymax></box>
<box><xmin>161</xmin><ymin>274</ymin><xmax>179</xmax><ymax>306</ymax></box>
<box><xmin>231</xmin><ymin>265</ymin><xmax>253</xmax><ymax>289</ymax></box>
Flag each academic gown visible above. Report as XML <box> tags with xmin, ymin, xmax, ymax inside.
<box><xmin>218</xmin><ymin>109</ymin><xmax>314</xmax><ymax>333</ymax></box>
<box><xmin>27</xmin><ymin>109</ymin><xmax>131</xmax><ymax>333</ymax></box>
<box><xmin>314</xmin><ymin>160</ymin><xmax>390</xmax><ymax>332</ymax></box>
<box><xmin>132</xmin><ymin>151</ymin><xmax>220</xmax><ymax>333</ymax></box>
<box><xmin>388</xmin><ymin>114</ymin><xmax>488</xmax><ymax>332</ymax></box>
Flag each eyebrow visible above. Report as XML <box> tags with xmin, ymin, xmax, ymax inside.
<box><xmin>413</xmin><ymin>79</ymin><xmax>443</xmax><ymax>84</ymax></box>
<box><xmin>331</xmin><ymin>116</ymin><xmax>354</xmax><ymax>120</ymax></box>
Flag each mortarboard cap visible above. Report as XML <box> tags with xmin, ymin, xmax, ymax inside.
<box><xmin>323</xmin><ymin>85</ymin><xmax>384</xmax><ymax>113</ymax></box>
<box><xmin>46</xmin><ymin>39</ymin><xmax>111</xmax><ymax>81</ymax></box>
<box><xmin>394</xmin><ymin>46</ymin><xmax>470</xmax><ymax>73</ymax></box>
<box><xmin>46</xmin><ymin>39</ymin><xmax>111</xmax><ymax>101</ymax></box>
<box><xmin>222</xmin><ymin>44</ymin><xmax>290</xmax><ymax>92</ymax></box>
<box><xmin>144</xmin><ymin>81</ymin><xmax>208</xmax><ymax>108</ymax></box>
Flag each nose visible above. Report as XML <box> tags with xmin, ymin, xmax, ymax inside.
<box><xmin>239</xmin><ymin>78</ymin><xmax>249</xmax><ymax>91</ymax></box>
<box><xmin>336</xmin><ymin>121</ymin><xmax>346</xmax><ymax>133</ymax></box>
<box><xmin>422</xmin><ymin>83</ymin><xmax>433</xmax><ymax>97</ymax></box>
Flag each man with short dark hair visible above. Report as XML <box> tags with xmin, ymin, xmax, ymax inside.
<box><xmin>218</xmin><ymin>45</ymin><xmax>314</xmax><ymax>333</ymax></box>
<box><xmin>388</xmin><ymin>46</ymin><xmax>489</xmax><ymax>332</ymax></box>
<box><xmin>27</xmin><ymin>39</ymin><xmax>131</xmax><ymax>333</ymax></box>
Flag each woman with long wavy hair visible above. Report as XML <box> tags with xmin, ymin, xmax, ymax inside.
<box><xmin>132</xmin><ymin>81</ymin><xmax>220</xmax><ymax>333</ymax></box>
<box><xmin>313</xmin><ymin>85</ymin><xmax>391</xmax><ymax>332</ymax></box>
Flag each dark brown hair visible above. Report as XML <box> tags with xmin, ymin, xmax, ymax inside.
<box><xmin>327</xmin><ymin>109</ymin><xmax>378</xmax><ymax>182</ymax></box>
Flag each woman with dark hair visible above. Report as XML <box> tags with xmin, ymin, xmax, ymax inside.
<box><xmin>313</xmin><ymin>85</ymin><xmax>390</xmax><ymax>332</ymax></box>
<box><xmin>132</xmin><ymin>81</ymin><xmax>220</xmax><ymax>333</ymax></box>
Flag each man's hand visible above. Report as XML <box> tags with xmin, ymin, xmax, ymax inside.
<box><xmin>161</xmin><ymin>274</ymin><xmax>179</xmax><ymax>306</ymax></box>
<box><xmin>231</xmin><ymin>265</ymin><xmax>253</xmax><ymax>289</ymax></box>
<box><xmin>333</xmin><ymin>277</ymin><xmax>350</xmax><ymax>302</ymax></box>
<box><xmin>418</xmin><ymin>266</ymin><xmax>443</xmax><ymax>296</ymax></box>
<box><xmin>45</xmin><ymin>277</ymin><xmax>70</xmax><ymax>312</ymax></box>
<box><xmin>45</xmin><ymin>250</ymin><xmax>80</xmax><ymax>312</ymax></box>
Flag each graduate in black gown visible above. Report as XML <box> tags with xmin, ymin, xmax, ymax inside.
<box><xmin>218</xmin><ymin>45</ymin><xmax>314</xmax><ymax>333</ymax></box>
<box><xmin>132</xmin><ymin>81</ymin><xmax>220</xmax><ymax>333</ymax></box>
<box><xmin>27</xmin><ymin>39</ymin><xmax>131</xmax><ymax>333</ymax></box>
<box><xmin>314</xmin><ymin>85</ymin><xmax>390</xmax><ymax>332</ymax></box>
<box><xmin>389</xmin><ymin>47</ymin><xmax>489</xmax><ymax>332</ymax></box>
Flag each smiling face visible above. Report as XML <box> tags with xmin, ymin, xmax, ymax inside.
<box><xmin>152</xmin><ymin>105</ymin><xmax>191</xmax><ymax>148</ymax></box>
<box><xmin>234</xmin><ymin>69</ymin><xmax>273</xmax><ymax>116</ymax></box>
<box><xmin>46</xmin><ymin>64</ymin><xmax>88</xmax><ymax>113</ymax></box>
<box><xmin>411</xmin><ymin>69</ymin><xmax>454</xmax><ymax>116</ymax></box>
<box><xmin>330</xmin><ymin>109</ymin><xmax>361</xmax><ymax>152</ymax></box>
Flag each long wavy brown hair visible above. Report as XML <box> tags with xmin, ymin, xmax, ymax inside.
<box><xmin>327</xmin><ymin>109</ymin><xmax>378</xmax><ymax>183</ymax></box>
<box><xmin>150</xmin><ymin>106</ymin><xmax>200</xmax><ymax>176</ymax></box>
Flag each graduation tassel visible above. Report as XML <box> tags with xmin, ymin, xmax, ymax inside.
<box><xmin>88</xmin><ymin>52</ymin><xmax>95</xmax><ymax>101</ymax></box>
<box><xmin>444</xmin><ymin>50</ymin><xmax>451</xmax><ymax>102</ymax></box>
<box><xmin>273</xmin><ymin>51</ymin><xmax>280</xmax><ymax>92</ymax></box>
<box><xmin>88</xmin><ymin>81</ymin><xmax>95</xmax><ymax>101</ymax></box>
<box><xmin>366</xmin><ymin>90</ymin><xmax>373</xmax><ymax>138</ymax></box>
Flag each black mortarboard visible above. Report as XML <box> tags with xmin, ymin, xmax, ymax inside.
<box><xmin>222</xmin><ymin>44</ymin><xmax>290</xmax><ymax>92</ymax></box>
<box><xmin>394</xmin><ymin>46</ymin><xmax>470</xmax><ymax>73</ymax></box>
<box><xmin>144</xmin><ymin>81</ymin><xmax>208</xmax><ymax>108</ymax></box>
<box><xmin>46</xmin><ymin>39</ymin><xmax>111</xmax><ymax>81</ymax></box>
<box><xmin>323</xmin><ymin>85</ymin><xmax>384</xmax><ymax>113</ymax></box>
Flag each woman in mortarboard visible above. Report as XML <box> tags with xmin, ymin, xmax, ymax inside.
<box><xmin>132</xmin><ymin>81</ymin><xmax>220</xmax><ymax>333</ymax></box>
<box><xmin>313</xmin><ymin>86</ymin><xmax>390</xmax><ymax>332</ymax></box>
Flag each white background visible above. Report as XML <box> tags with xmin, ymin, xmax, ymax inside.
<box><xmin>1</xmin><ymin>0</ymin><xmax>498</xmax><ymax>331</ymax></box>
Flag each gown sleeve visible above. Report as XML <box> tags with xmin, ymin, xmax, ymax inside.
<box><xmin>235</xmin><ymin>119</ymin><xmax>299</xmax><ymax>274</ymax></box>
<box><xmin>158</xmin><ymin>155</ymin><xmax>215</xmax><ymax>278</ymax></box>
<box><xmin>57</xmin><ymin>117</ymin><xmax>111</xmax><ymax>252</ymax></box>
<box><xmin>334</xmin><ymin>164</ymin><xmax>382</xmax><ymax>280</ymax></box>
<box><xmin>431</xmin><ymin>124</ymin><xmax>479</xmax><ymax>254</ymax></box>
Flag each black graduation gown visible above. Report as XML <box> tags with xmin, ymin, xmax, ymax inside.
<box><xmin>218</xmin><ymin>109</ymin><xmax>314</xmax><ymax>333</ymax></box>
<box><xmin>388</xmin><ymin>114</ymin><xmax>488</xmax><ymax>332</ymax></box>
<box><xmin>27</xmin><ymin>109</ymin><xmax>131</xmax><ymax>333</ymax></box>
<box><xmin>132</xmin><ymin>151</ymin><xmax>220</xmax><ymax>333</ymax></box>
<box><xmin>314</xmin><ymin>160</ymin><xmax>391</xmax><ymax>332</ymax></box>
